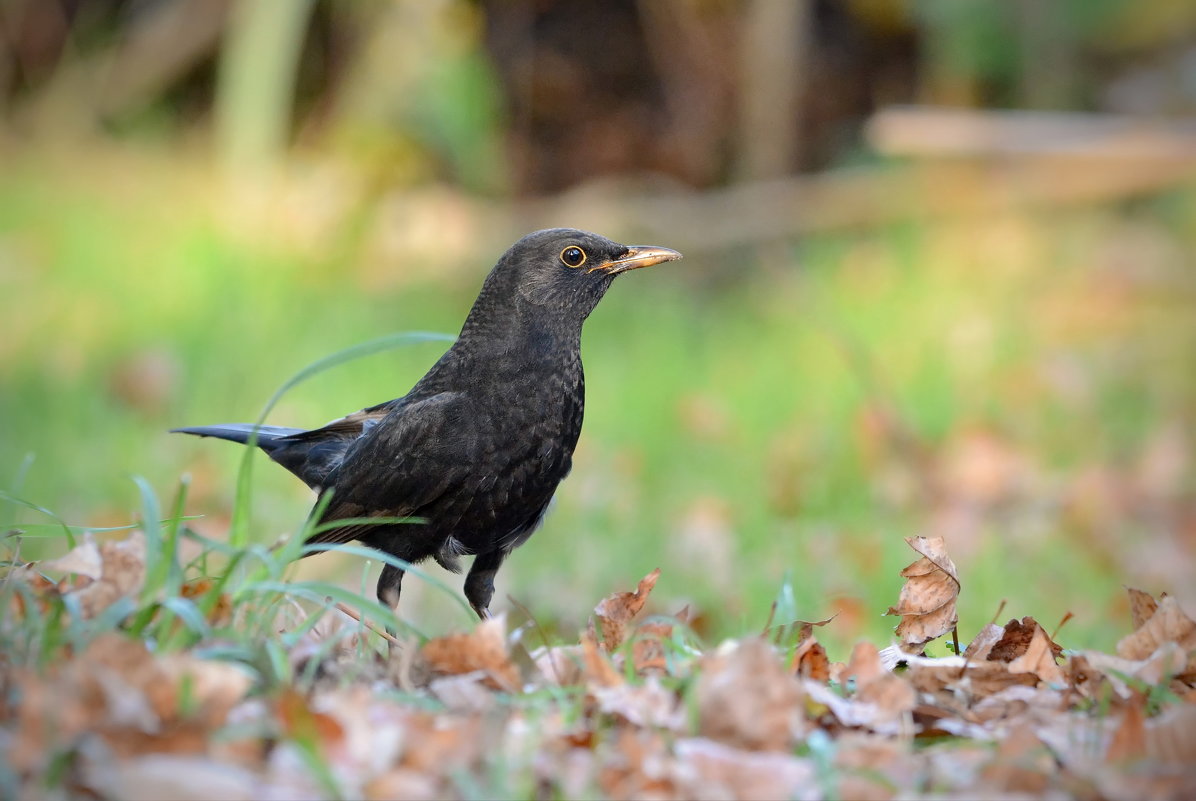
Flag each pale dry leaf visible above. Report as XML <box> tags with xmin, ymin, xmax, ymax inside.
<box><xmin>40</xmin><ymin>533</ymin><xmax>103</xmax><ymax>580</ymax></box>
<box><xmin>597</xmin><ymin>727</ymin><xmax>676</xmax><ymax>799</ymax></box>
<box><xmin>418</xmin><ymin>614</ymin><xmax>520</xmax><ymax>692</ymax></box>
<box><xmin>593</xmin><ymin>567</ymin><xmax>660</xmax><ymax>652</ymax></box>
<box><xmin>979</xmin><ymin>722</ymin><xmax>1054</xmax><ymax>795</ymax></box>
<box><xmin>364</xmin><ymin>769</ymin><xmax>442</xmax><ymax>801</ymax></box>
<box><xmin>1127</xmin><ymin>586</ymin><xmax>1161</xmax><ymax>630</ymax></box>
<box><xmin>671</xmin><ymin>737</ymin><xmax>819</xmax><ymax>801</ymax></box>
<box><xmin>309</xmin><ymin>686</ymin><xmax>410</xmax><ymax>788</ymax></box>
<box><xmin>962</xmin><ymin>622</ymin><xmax>1004</xmax><ymax>661</ymax></box>
<box><xmin>69</xmin><ymin>531</ymin><xmax>147</xmax><ymax>618</ymax></box>
<box><xmin>1117</xmin><ymin>595</ymin><xmax>1196</xmax><ymax>661</ymax></box>
<box><xmin>84</xmin><ymin>754</ymin><xmax>261</xmax><ymax>801</ymax></box>
<box><xmin>580</xmin><ymin>631</ymin><xmax>623</xmax><ymax>688</ymax></box>
<box><xmin>972</xmin><ymin>684</ymin><xmax>1067</xmax><ymax>726</ymax></box>
<box><xmin>877</xmin><ymin>643</ymin><xmax>908</xmax><ymax>672</ymax></box>
<box><xmin>839</xmin><ymin>642</ymin><xmax>917</xmax><ymax>734</ymax></box>
<box><xmin>591</xmin><ymin>676</ymin><xmax>685</xmax><ymax>730</ymax></box>
<box><xmin>1145</xmin><ymin>703</ymin><xmax>1196</xmax><ymax>766</ymax></box>
<box><xmin>802</xmin><ymin>679</ymin><xmax>914</xmax><ymax>737</ymax></box>
<box><xmin>1006</xmin><ymin>624</ymin><xmax>1065</xmax><ymax>685</ymax></box>
<box><xmin>396</xmin><ymin>712</ymin><xmax>486</xmax><ymax>775</ymax></box>
<box><xmin>885</xmin><ymin>536</ymin><xmax>959</xmax><ymax>650</ymax></box>
<box><xmin>903</xmin><ymin>654</ymin><xmax>1038</xmax><ymax>697</ymax></box>
<box><xmin>428</xmin><ymin>673</ymin><xmax>496</xmax><ymax>714</ymax></box>
<box><xmin>530</xmin><ymin>644</ymin><xmax>584</xmax><ymax>687</ymax></box>
<box><xmin>832</xmin><ymin>733</ymin><xmax>919</xmax><ymax>800</ymax></box>
<box><xmin>1105</xmin><ymin>695</ymin><xmax>1147</xmax><ymax>762</ymax></box>
<box><xmin>1074</xmin><ymin>643</ymin><xmax>1188</xmax><ymax>700</ymax></box>
<box><xmin>844</xmin><ymin>641</ymin><xmax>886</xmax><ymax>684</ymax></box>
<box><xmin>696</xmin><ymin>638</ymin><xmax>806</xmax><ymax>750</ymax></box>
<box><xmin>156</xmin><ymin>655</ymin><xmax>254</xmax><ymax>725</ymax></box>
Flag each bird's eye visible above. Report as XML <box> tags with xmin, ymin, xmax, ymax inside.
<box><xmin>560</xmin><ymin>246</ymin><xmax>587</xmax><ymax>268</ymax></box>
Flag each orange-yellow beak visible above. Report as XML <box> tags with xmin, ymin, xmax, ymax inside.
<box><xmin>589</xmin><ymin>245</ymin><xmax>683</xmax><ymax>275</ymax></box>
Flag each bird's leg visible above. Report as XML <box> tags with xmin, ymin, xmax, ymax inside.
<box><xmin>463</xmin><ymin>549</ymin><xmax>508</xmax><ymax>620</ymax></box>
<box><xmin>376</xmin><ymin>563</ymin><xmax>405</xmax><ymax>652</ymax></box>
<box><xmin>376</xmin><ymin>562</ymin><xmax>405</xmax><ymax>609</ymax></box>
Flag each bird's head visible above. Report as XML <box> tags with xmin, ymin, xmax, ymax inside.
<box><xmin>489</xmin><ymin>228</ymin><xmax>682</xmax><ymax>320</ymax></box>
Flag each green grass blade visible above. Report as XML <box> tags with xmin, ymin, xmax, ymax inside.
<box><xmin>229</xmin><ymin>330</ymin><xmax>454</xmax><ymax>548</ymax></box>
<box><xmin>0</xmin><ymin>490</ymin><xmax>76</xmax><ymax>548</ymax></box>
<box><xmin>1</xmin><ymin>452</ymin><xmax>36</xmax><ymax>530</ymax></box>
<box><xmin>300</xmin><ymin>542</ymin><xmax>474</xmax><ymax>621</ymax></box>
<box><xmin>162</xmin><ymin>476</ymin><xmax>191</xmax><ymax>595</ymax></box>
<box><xmin>158</xmin><ymin>596</ymin><xmax>212</xmax><ymax>648</ymax></box>
<box><xmin>132</xmin><ymin>476</ymin><xmax>167</xmax><ymax>603</ymax></box>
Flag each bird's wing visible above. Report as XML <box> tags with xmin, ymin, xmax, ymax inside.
<box><xmin>305</xmin><ymin>391</ymin><xmax>474</xmax><ymax>546</ymax></box>
<box><xmin>283</xmin><ymin>398</ymin><xmax>396</xmax><ymax>442</ymax></box>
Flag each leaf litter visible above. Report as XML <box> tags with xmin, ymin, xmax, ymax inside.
<box><xmin>2</xmin><ymin>535</ymin><xmax>1196</xmax><ymax>799</ymax></box>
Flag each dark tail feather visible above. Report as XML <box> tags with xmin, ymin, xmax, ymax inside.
<box><xmin>170</xmin><ymin>423</ymin><xmax>305</xmax><ymax>453</ymax></box>
<box><xmin>172</xmin><ymin>423</ymin><xmax>343</xmax><ymax>491</ymax></box>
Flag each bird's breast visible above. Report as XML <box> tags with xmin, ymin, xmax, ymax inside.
<box><xmin>438</xmin><ymin>364</ymin><xmax>584</xmax><ymax>552</ymax></box>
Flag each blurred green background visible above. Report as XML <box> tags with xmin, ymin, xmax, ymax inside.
<box><xmin>2</xmin><ymin>0</ymin><xmax>1194</xmax><ymax>653</ymax></box>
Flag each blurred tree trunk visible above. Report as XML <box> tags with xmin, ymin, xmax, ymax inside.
<box><xmin>216</xmin><ymin>0</ymin><xmax>315</xmax><ymax>173</ymax></box>
<box><xmin>1016</xmin><ymin>0</ymin><xmax>1080</xmax><ymax>110</ymax></box>
<box><xmin>915</xmin><ymin>2</ymin><xmax>981</xmax><ymax>107</ymax></box>
<box><xmin>733</xmin><ymin>0</ymin><xmax>812</xmax><ymax>181</ymax></box>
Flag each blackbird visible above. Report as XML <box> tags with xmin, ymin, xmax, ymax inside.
<box><xmin>174</xmin><ymin>228</ymin><xmax>681</xmax><ymax>618</ymax></box>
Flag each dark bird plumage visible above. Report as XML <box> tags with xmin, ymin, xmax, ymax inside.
<box><xmin>173</xmin><ymin>229</ymin><xmax>681</xmax><ymax>618</ymax></box>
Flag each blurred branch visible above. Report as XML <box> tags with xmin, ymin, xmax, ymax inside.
<box><xmin>367</xmin><ymin>139</ymin><xmax>1196</xmax><ymax>273</ymax></box>
<box><xmin>216</xmin><ymin>0</ymin><xmax>315</xmax><ymax>173</ymax></box>
<box><xmin>867</xmin><ymin>106</ymin><xmax>1196</xmax><ymax>159</ymax></box>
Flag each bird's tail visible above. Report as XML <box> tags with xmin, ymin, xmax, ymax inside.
<box><xmin>170</xmin><ymin>424</ymin><xmax>305</xmax><ymax>453</ymax></box>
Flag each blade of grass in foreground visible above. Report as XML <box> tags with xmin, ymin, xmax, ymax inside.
<box><xmin>0</xmin><ymin>490</ymin><xmax>77</xmax><ymax>548</ymax></box>
<box><xmin>300</xmin><ymin>540</ymin><xmax>477</xmax><ymax>622</ymax></box>
<box><xmin>229</xmin><ymin>330</ymin><xmax>455</xmax><ymax>548</ymax></box>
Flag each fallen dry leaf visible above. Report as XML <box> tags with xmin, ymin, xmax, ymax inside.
<box><xmin>791</xmin><ymin>635</ymin><xmax>831</xmax><ymax>682</ymax></box>
<box><xmin>1144</xmin><ymin>703</ymin><xmax>1196</xmax><ymax>766</ymax></box>
<box><xmin>40</xmin><ymin>534</ymin><xmax>104</xmax><ymax>579</ymax></box>
<box><xmin>962</xmin><ymin>622</ymin><xmax>1004</xmax><ymax>660</ymax></box>
<box><xmin>1117</xmin><ymin>594</ymin><xmax>1196</xmax><ymax>661</ymax></box>
<box><xmin>1105</xmin><ymin>694</ymin><xmax>1147</xmax><ymax>762</ymax></box>
<box><xmin>25</xmin><ymin>531</ymin><xmax>147</xmax><ymax>619</ymax></box>
<box><xmin>180</xmin><ymin>578</ymin><xmax>232</xmax><ymax>626</ymax></box>
<box><xmin>84</xmin><ymin>754</ymin><xmax>261</xmax><ymax>801</ymax></box>
<box><xmin>5</xmin><ymin>552</ymin><xmax>1196</xmax><ymax>800</ymax></box>
<box><xmin>904</xmin><ymin>653</ymin><xmax>1039</xmax><ymax>697</ymax></box>
<box><xmin>987</xmin><ymin>616</ymin><xmax>1063</xmax><ymax>664</ymax></box>
<box><xmin>1128</xmin><ymin>586</ymin><xmax>1161</xmax><ymax>630</ymax></box>
<box><xmin>417</xmin><ymin>615</ymin><xmax>520</xmax><ymax>692</ymax></box>
<box><xmin>672</xmin><ymin>737</ymin><xmax>819</xmax><ymax>801</ymax></box>
<box><xmin>591</xmin><ymin>676</ymin><xmax>685</xmax><ymax>730</ymax></box>
<box><xmin>275</xmin><ymin>688</ymin><xmax>346</xmax><ymax>753</ymax></box>
<box><xmin>978</xmin><ymin>722</ymin><xmax>1054</xmax><ymax>795</ymax></box>
<box><xmin>696</xmin><ymin>638</ymin><xmax>807</xmax><ymax>750</ymax></box>
<box><xmin>593</xmin><ymin>568</ymin><xmax>660</xmax><ymax>652</ymax></box>
<box><xmin>530</xmin><ymin>643</ymin><xmax>584</xmax><ymax>686</ymax></box>
<box><xmin>885</xmin><ymin>536</ymin><xmax>960</xmax><ymax>651</ymax></box>
<box><xmin>72</xmin><ymin>532</ymin><xmax>147</xmax><ymax>618</ymax></box>
<box><xmin>1073</xmin><ymin>643</ymin><xmax>1189</xmax><ymax>700</ymax></box>
<box><xmin>1006</xmin><ymin>623</ymin><xmax>1065</xmax><ymax>685</ymax></box>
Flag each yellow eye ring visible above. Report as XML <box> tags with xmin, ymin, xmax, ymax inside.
<box><xmin>560</xmin><ymin>246</ymin><xmax>587</xmax><ymax>268</ymax></box>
